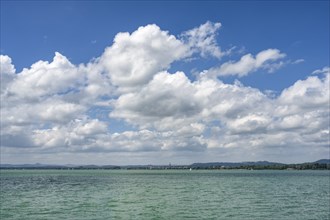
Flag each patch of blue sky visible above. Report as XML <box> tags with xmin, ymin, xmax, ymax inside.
<box><xmin>87</xmin><ymin>106</ymin><xmax>137</xmax><ymax>133</ymax></box>
<box><xmin>87</xmin><ymin>106</ymin><xmax>111</xmax><ymax>122</ymax></box>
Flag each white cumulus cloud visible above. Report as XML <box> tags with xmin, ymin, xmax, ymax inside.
<box><xmin>100</xmin><ymin>24</ymin><xmax>189</xmax><ymax>92</ymax></box>
<box><xmin>207</xmin><ymin>49</ymin><xmax>286</xmax><ymax>77</ymax></box>
<box><xmin>0</xmin><ymin>55</ymin><xmax>16</xmax><ymax>93</ymax></box>
<box><xmin>180</xmin><ymin>21</ymin><xmax>223</xmax><ymax>58</ymax></box>
<box><xmin>0</xmin><ymin>22</ymin><xmax>328</xmax><ymax>164</ymax></box>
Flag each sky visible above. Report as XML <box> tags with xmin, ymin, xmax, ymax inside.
<box><xmin>0</xmin><ymin>0</ymin><xmax>329</xmax><ymax>165</ymax></box>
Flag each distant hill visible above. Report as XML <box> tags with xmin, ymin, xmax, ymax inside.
<box><xmin>190</xmin><ymin>160</ymin><xmax>330</xmax><ymax>170</ymax></box>
<box><xmin>190</xmin><ymin>161</ymin><xmax>283</xmax><ymax>168</ymax></box>
<box><xmin>313</xmin><ymin>159</ymin><xmax>330</xmax><ymax>164</ymax></box>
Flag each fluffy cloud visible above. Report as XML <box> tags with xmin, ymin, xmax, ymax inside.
<box><xmin>110</xmin><ymin>71</ymin><xmax>202</xmax><ymax>128</ymax></box>
<box><xmin>278</xmin><ymin>73</ymin><xmax>329</xmax><ymax>109</ymax></box>
<box><xmin>180</xmin><ymin>21</ymin><xmax>223</xmax><ymax>58</ymax></box>
<box><xmin>0</xmin><ymin>55</ymin><xmax>15</xmax><ymax>74</ymax></box>
<box><xmin>1</xmin><ymin>22</ymin><xmax>328</xmax><ymax>164</ymax></box>
<box><xmin>32</xmin><ymin>119</ymin><xmax>108</xmax><ymax>149</ymax></box>
<box><xmin>100</xmin><ymin>24</ymin><xmax>189</xmax><ymax>92</ymax></box>
<box><xmin>207</xmin><ymin>49</ymin><xmax>286</xmax><ymax>77</ymax></box>
<box><xmin>1</xmin><ymin>99</ymin><xmax>85</xmax><ymax>127</ymax></box>
<box><xmin>0</xmin><ymin>55</ymin><xmax>16</xmax><ymax>93</ymax></box>
<box><xmin>312</xmin><ymin>66</ymin><xmax>329</xmax><ymax>75</ymax></box>
<box><xmin>6</xmin><ymin>52</ymin><xmax>83</xmax><ymax>99</ymax></box>
<box><xmin>226</xmin><ymin>114</ymin><xmax>271</xmax><ymax>134</ymax></box>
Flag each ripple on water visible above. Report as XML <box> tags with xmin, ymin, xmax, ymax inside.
<box><xmin>0</xmin><ymin>170</ymin><xmax>329</xmax><ymax>220</ymax></box>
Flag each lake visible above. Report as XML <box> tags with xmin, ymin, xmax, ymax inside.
<box><xmin>0</xmin><ymin>169</ymin><xmax>329</xmax><ymax>219</ymax></box>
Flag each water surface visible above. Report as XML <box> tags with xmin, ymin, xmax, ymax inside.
<box><xmin>1</xmin><ymin>169</ymin><xmax>329</xmax><ymax>219</ymax></box>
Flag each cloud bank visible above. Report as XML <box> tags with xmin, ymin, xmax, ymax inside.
<box><xmin>1</xmin><ymin>22</ymin><xmax>329</xmax><ymax>164</ymax></box>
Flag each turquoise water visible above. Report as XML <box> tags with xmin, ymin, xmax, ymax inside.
<box><xmin>0</xmin><ymin>170</ymin><xmax>329</xmax><ymax>219</ymax></box>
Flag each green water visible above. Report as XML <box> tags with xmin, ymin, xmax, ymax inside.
<box><xmin>0</xmin><ymin>169</ymin><xmax>329</xmax><ymax>219</ymax></box>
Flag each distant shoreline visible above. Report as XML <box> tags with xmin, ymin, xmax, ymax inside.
<box><xmin>1</xmin><ymin>159</ymin><xmax>329</xmax><ymax>170</ymax></box>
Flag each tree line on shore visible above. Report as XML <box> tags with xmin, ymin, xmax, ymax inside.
<box><xmin>1</xmin><ymin>159</ymin><xmax>329</xmax><ymax>170</ymax></box>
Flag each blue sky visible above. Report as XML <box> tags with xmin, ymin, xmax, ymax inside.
<box><xmin>2</xmin><ymin>1</ymin><xmax>329</xmax><ymax>89</ymax></box>
<box><xmin>1</xmin><ymin>1</ymin><xmax>329</xmax><ymax>165</ymax></box>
